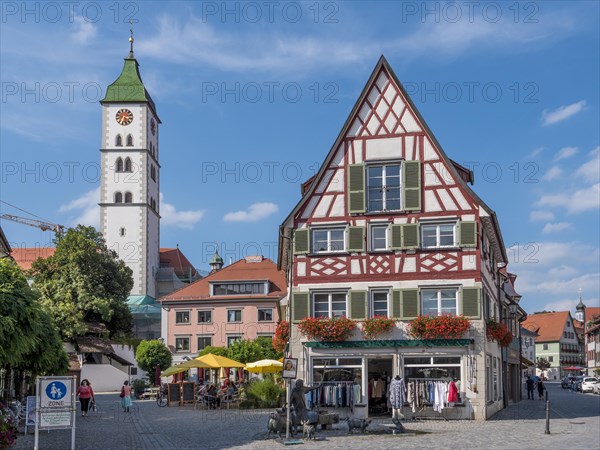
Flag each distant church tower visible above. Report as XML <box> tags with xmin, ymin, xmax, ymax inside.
<box><xmin>575</xmin><ymin>289</ymin><xmax>586</xmax><ymax>322</ymax></box>
<box><xmin>99</xmin><ymin>31</ymin><xmax>160</xmax><ymax>299</ymax></box>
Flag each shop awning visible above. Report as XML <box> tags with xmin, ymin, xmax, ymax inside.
<box><xmin>304</xmin><ymin>339</ymin><xmax>473</xmax><ymax>349</ymax></box>
<box><xmin>520</xmin><ymin>356</ymin><xmax>534</xmax><ymax>367</ymax></box>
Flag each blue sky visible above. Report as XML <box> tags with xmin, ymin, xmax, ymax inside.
<box><xmin>1</xmin><ymin>1</ymin><xmax>598</xmax><ymax>315</ymax></box>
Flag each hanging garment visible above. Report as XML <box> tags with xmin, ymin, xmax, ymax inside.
<box><xmin>371</xmin><ymin>379</ymin><xmax>383</xmax><ymax>398</ymax></box>
<box><xmin>433</xmin><ymin>382</ymin><xmax>448</xmax><ymax>413</ymax></box>
<box><xmin>448</xmin><ymin>381</ymin><xmax>459</xmax><ymax>403</ymax></box>
<box><xmin>428</xmin><ymin>382</ymin><xmax>435</xmax><ymax>403</ymax></box>
<box><xmin>389</xmin><ymin>378</ymin><xmax>406</xmax><ymax>409</ymax></box>
<box><xmin>407</xmin><ymin>381</ymin><xmax>416</xmax><ymax>413</ymax></box>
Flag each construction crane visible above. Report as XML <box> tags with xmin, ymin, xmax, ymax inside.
<box><xmin>0</xmin><ymin>214</ymin><xmax>65</xmax><ymax>235</ymax></box>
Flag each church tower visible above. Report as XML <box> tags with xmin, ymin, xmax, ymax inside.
<box><xmin>99</xmin><ymin>32</ymin><xmax>160</xmax><ymax>299</ymax></box>
<box><xmin>575</xmin><ymin>289</ymin><xmax>586</xmax><ymax>322</ymax></box>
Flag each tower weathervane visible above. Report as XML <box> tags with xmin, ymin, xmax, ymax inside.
<box><xmin>129</xmin><ymin>19</ymin><xmax>134</xmax><ymax>54</ymax></box>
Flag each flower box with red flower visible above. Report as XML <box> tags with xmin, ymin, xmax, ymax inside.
<box><xmin>298</xmin><ymin>316</ymin><xmax>357</xmax><ymax>342</ymax></box>
<box><xmin>408</xmin><ymin>314</ymin><xmax>471</xmax><ymax>340</ymax></box>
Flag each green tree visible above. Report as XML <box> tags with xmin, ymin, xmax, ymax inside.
<box><xmin>0</xmin><ymin>258</ymin><xmax>67</xmax><ymax>375</ymax></box>
<box><xmin>537</xmin><ymin>357</ymin><xmax>551</xmax><ymax>376</ymax></box>
<box><xmin>228</xmin><ymin>339</ymin><xmax>266</xmax><ymax>363</ymax></box>
<box><xmin>198</xmin><ymin>346</ymin><xmax>229</xmax><ymax>358</ymax></box>
<box><xmin>256</xmin><ymin>336</ymin><xmax>282</xmax><ymax>360</ymax></box>
<box><xmin>31</xmin><ymin>225</ymin><xmax>134</xmax><ymax>340</ymax></box>
<box><xmin>136</xmin><ymin>340</ymin><xmax>172</xmax><ymax>385</ymax></box>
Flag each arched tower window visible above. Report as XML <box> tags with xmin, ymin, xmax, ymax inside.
<box><xmin>114</xmin><ymin>192</ymin><xmax>123</xmax><ymax>203</ymax></box>
<box><xmin>115</xmin><ymin>135</ymin><xmax>122</xmax><ymax>147</ymax></box>
<box><xmin>150</xmin><ymin>165</ymin><xmax>156</xmax><ymax>181</ymax></box>
<box><xmin>115</xmin><ymin>157</ymin><xmax>124</xmax><ymax>173</ymax></box>
<box><xmin>124</xmin><ymin>158</ymin><xmax>132</xmax><ymax>172</ymax></box>
<box><xmin>126</xmin><ymin>134</ymin><xmax>133</xmax><ymax>147</ymax></box>
<box><xmin>124</xmin><ymin>192</ymin><xmax>133</xmax><ymax>203</ymax></box>
<box><xmin>150</xmin><ymin>143</ymin><xmax>154</xmax><ymax>157</ymax></box>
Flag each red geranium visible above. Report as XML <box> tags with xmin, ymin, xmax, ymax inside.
<box><xmin>272</xmin><ymin>321</ymin><xmax>290</xmax><ymax>352</ymax></box>
<box><xmin>298</xmin><ymin>317</ymin><xmax>357</xmax><ymax>342</ymax></box>
<box><xmin>486</xmin><ymin>320</ymin><xmax>513</xmax><ymax>347</ymax></box>
<box><xmin>409</xmin><ymin>314</ymin><xmax>471</xmax><ymax>339</ymax></box>
<box><xmin>362</xmin><ymin>316</ymin><xmax>396</xmax><ymax>340</ymax></box>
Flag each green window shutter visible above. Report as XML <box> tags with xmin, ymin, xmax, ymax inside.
<box><xmin>347</xmin><ymin>226</ymin><xmax>365</xmax><ymax>252</ymax></box>
<box><xmin>402</xmin><ymin>224</ymin><xmax>419</xmax><ymax>249</ymax></box>
<box><xmin>390</xmin><ymin>224</ymin><xmax>402</xmax><ymax>250</ymax></box>
<box><xmin>462</xmin><ymin>287</ymin><xmax>480</xmax><ymax>318</ymax></box>
<box><xmin>349</xmin><ymin>291</ymin><xmax>367</xmax><ymax>320</ymax></box>
<box><xmin>459</xmin><ymin>221</ymin><xmax>477</xmax><ymax>248</ymax></box>
<box><xmin>348</xmin><ymin>164</ymin><xmax>365</xmax><ymax>214</ymax></box>
<box><xmin>292</xmin><ymin>293</ymin><xmax>310</xmax><ymax>322</ymax></box>
<box><xmin>293</xmin><ymin>228</ymin><xmax>310</xmax><ymax>254</ymax></box>
<box><xmin>403</xmin><ymin>160</ymin><xmax>421</xmax><ymax>211</ymax></box>
<box><xmin>401</xmin><ymin>289</ymin><xmax>420</xmax><ymax>319</ymax></box>
<box><xmin>391</xmin><ymin>290</ymin><xmax>402</xmax><ymax>318</ymax></box>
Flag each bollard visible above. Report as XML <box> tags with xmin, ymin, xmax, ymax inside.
<box><xmin>544</xmin><ymin>400</ymin><xmax>550</xmax><ymax>434</ymax></box>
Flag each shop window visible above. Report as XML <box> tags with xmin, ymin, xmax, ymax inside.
<box><xmin>403</xmin><ymin>356</ymin><xmax>461</xmax><ymax>386</ymax></box>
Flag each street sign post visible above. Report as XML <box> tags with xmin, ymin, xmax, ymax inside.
<box><xmin>34</xmin><ymin>376</ymin><xmax>76</xmax><ymax>450</ymax></box>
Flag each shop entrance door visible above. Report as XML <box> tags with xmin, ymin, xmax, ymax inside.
<box><xmin>367</xmin><ymin>357</ymin><xmax>393</xmax><ymax>416</ymax></box>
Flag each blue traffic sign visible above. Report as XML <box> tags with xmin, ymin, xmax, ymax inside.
<box><xmin>45</xmin><ymin>381</ymin><xmax>67</xmax><ymax>400</ymax></box>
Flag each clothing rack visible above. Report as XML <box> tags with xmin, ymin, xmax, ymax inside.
<box><xmin>406</xmin><ymin>378</ymin><xmax>460</xmax><ymax>420</ymax></box>
<box><xmin>306</xmin><ymin>381</ymin><xmax>358</xmax><ymax>411</ymax></box>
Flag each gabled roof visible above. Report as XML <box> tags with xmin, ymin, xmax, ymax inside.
<box><xmin>278</xmin><ymin>55</ymin><xmax>507</xmax><ymax>271</ymax></box>
<box><xmin>160</xmin><ymin>257</ymin><xmax>287</xmax><ymax>302</ymax></box>
<box><xmin>11</xmin><ymin>247</ymin><xmax>56</xmax><ymax>270</ymax></box>
<box><xmin>522</xmin><ymin>311</ymin><xmax>571</xmax><ymax>343</ymax></box>
<box><xmin>0</xmin><ymin>226</ymin><xmax>11</xmax><ymax>255</ymax></box>
<box><xmin>585</xmin><ymin>307</ymin><xmax>600</xmax><ymax>322</ymax></box>
<box><xmin>160</xmin><ymin>247</ymin><xmax>198</xmax><ymax>278</ymax></box>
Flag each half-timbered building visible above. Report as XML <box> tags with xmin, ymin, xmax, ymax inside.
<box><xmin>278</xmin><ymin>56</ymin><xmax>522</xmax><ymax>420</ymax></box>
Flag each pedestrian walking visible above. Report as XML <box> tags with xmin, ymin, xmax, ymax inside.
<box><xmin>76</xmin><ymin>379</ymin><xmax>95</xmax><ymax>417</ymax></box>
<box><xmin>537</xmin><ymin>378</ymin><xmax>545</xmax><ymax>400</ymax></box>
<box><xmin>525</xmin><ymin>375</ymin><xmax>535</xmax><ymax>400</ymax></box>
<box><xmin>120</xmin><ymin>380</ymin><xmax>133</xmax><ymax>412</ymax></box>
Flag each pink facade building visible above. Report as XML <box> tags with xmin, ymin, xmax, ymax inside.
<box><xmin>159</xmin><ymin>255</ymin><xmax>287</xmax><ymax>362</ymax></box>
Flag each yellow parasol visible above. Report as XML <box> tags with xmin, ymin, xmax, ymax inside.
<box><xmin>244</xmin><ymin>359</ymin><xmax>283</xmax><ymax>374</ymax></box>
<box><xmin>161</xmin><ymin>359</ymin><xmax>211</xmax><ymax>377</ymax></box>
<box><xmin>195</xmin><ymin>353</ymin><xmax>245</xmax><ymax>368</ymax></box>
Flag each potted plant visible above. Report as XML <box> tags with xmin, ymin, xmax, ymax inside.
<box><xmin>298</xmin><ymin>316</ymin><xmax>357</xmax><ymax>342</ymax></box>
<box><xmin>408</xmin><ymin>315</ymin><xmax>471</xmax><ymax>340</ymax></box>
<box><xmin>486</xmin><ymin>319</ymin><xmax>513</xmax><ymax>347</ymax></box>
<box><xmin>272</xmin><ymin>321</ymin><xmax>289</xmax><ymax>353</ymax></box>
<box><xmin>361</xmin><ymin>316</ymin><xmax>396</xmax><ymax>340</ymax></box>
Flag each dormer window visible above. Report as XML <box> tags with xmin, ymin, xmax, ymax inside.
<box><xmin>211</xmin><ymin>282</ymin><xmax>267</xmax><ymax>296</ymax></box>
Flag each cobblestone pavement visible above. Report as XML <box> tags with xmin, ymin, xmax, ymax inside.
<box><xmin>15</xmin><ymin>382</ymin><xmax>600</xmax><ymax>449</ymax></box>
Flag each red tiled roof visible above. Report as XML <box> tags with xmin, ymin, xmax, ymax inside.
<box><xmin>11</xmin><ymin>247</ymin><xmax>55</xmax><ymax>270</ymax></box>
<box><xmin>522</xmin><ymin>311</ymin><xmax>570</xmax><ymax>343</ymax></box>
<box><xmin>159</xmin><ymin>247</ymin><xmax>198</xmax><ymax>278</ymax></box>
<box><xmin>585</xmin><ymin>307</ymin><xmax>600</xmax><ymax>322</ymax></box>
<box><xmin>159</xmin><ymin>257</ymin><xmax>287</xmax><ymax>301</ymax></box>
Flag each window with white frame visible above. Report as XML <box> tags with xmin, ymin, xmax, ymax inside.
<box><xmin>175</xmin><ymin>336</ymin><xmax>190</xmax><ymax>352</ymax></box>
<box><xmin>227</xmin><ymin>309</ymin><xmax>242</xmax><ymax>323</ymax></box>
<box><xmin>371</xmin><ymin>290</ymin><xmax>389</xmax><ymax>317</ymax></box>
<box><xmin>421</xmin><ymin>223</ymin><xmax>456</xmax><ymax>248</ymax></box>
<box><xmin>370</xmin><ymin>224</ymin><xmax>388</xmax><ymax>251</ymax></box>
<box><xmin>312</xmin><ymin>228</ymin><xmax>345</xmax><ymax>253</ymax></box>
<box><xmin>175</xmin><ymin>311</ymin><xmax>190</xmax><ymax>324</ymax></box>
<box><xmin>197</xmin><ymin>310</ymin><xmax>212</xmax><ymax>324</ymax></box>
<box><xmin>403</xmin><ymin>356</ymin><xmax>461</xmax><ymax>391</ymax></box>
<box><xmin>313</xmin><ymin>292</ymin><xmax>347</xmax><ymax>318</ymax></box>
<box><xmin>257</xmin><ymin>308</ymin><xmax>273</xmax><ymax>322</ymax></box>
<box><xmin>421</xmin><ymin>288</ymin><xmax>458</xmax><ymax>316</ymax></box>
<box><xmin>197</xmin><ymin>335</ymin><xmax>212</xmax><ymax>351</ymax></box>
<box><xmin>367</xmin><ymin>164</ymin><xmax>401</xmax><ymax>212</ymax></box>
<box><xmin>227</xmin><ymin>335</ymin><xmax>242</xmax><ymax>347</ymax></box>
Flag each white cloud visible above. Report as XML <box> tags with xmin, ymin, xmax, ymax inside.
<box><xmin>58</xmin><ymin>187</ymin><xmax>100</xmax><ymax>229</ymax></box>
<box><xmin>575</xmin><ymin>146</ymin><xmax>600</xmax><ymax>182</ymax></box>
<box><xmin>529</xmin><ymin>210</ymin><xmax>555</xmax><ymax>222</ymax></box>
<box><xmin>223</xmin><ymin>202</ymin><xmax>279</xmax><ymax>222</ymax></box>
<box><xmin>542</xmin><ymin>297</ymin><xmax>600</xmax><ymax>313</ymax></box>
<box><xmin>547</xmin><ymin>265</ymin><xmax>578</xmax><ymax>278</ymax></box>
<box><xmin>536</xmin><ymin>183</ymin><xmax>600</xmax><ymax>214</ymax></box>
<box><xmin>70</xmin><ymin>17</ymin><xmax>97</xmax><ymax>43</ymax></box>
<box><xmin>542</xmin><ymin>222</ymin><xmax>572</xmax><ymax>234</ymax></box>
<box><xmin>528</xmin><ymin>147</ymin><xmax>545</xmax><ymax>158</ymax></box>
<box><xmin>159</xmin><ymin>193</ymin><xmax>205</xmax><ymax>229</ymax></box>
<box><xmin>542</xmin><ymin>166</ymin><xmax>563</xmax><ymax>181</ymax></box>
<box><xmin>541</xmin><ymin>100</ymin><xmax>586</xmax><ymax>126</ymax></box>
<box><xmin>554</xmin><ymin>146</ymin><xmax>579</xmax><ymax>161</ymax></box>
<box><xmin>507</xmin><ymin>241</ymin><xmax>599</xmax><ymax>270</ymax></box>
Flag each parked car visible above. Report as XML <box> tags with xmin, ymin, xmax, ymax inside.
<box><xmin>593</xmin><ymin>382</ymin><xmax>600</xmax><ymax>395</ymax></box>
<box><xmin>580</xmin><ymin>377</ymin><xmax>598</xmax><ymax>393</ymax></box>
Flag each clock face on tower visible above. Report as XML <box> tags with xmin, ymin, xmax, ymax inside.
<box><xmin>115</xmin><ymin>108</ymin><xmax>134</xmax><ymax>126</ymax></box>
<box><xmin>150</xmin><ymin>118</ymin><xmax>156</xmax><ymax>135</ymax></box>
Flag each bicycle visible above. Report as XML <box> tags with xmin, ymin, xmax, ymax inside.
<box><xmin>156</xmin><ymin>386</ymin><xmax>168</xmax><ymax>407</ymax></box>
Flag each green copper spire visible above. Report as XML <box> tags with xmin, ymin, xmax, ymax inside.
<box><xmin>100</xmin><ymin>26</ymin><xmax>156</xmax><ymax>113</ymax></box>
